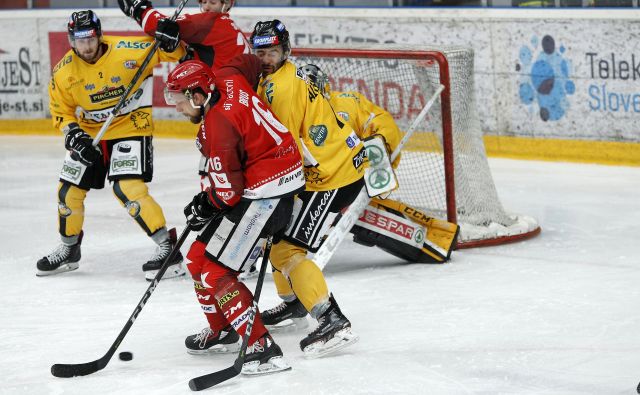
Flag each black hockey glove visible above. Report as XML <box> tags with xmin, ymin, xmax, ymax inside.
<box><xmin>64</xmin><ymin>124</ymin><xmax>101</xmax><ymax>166</ymax></box>
<box><xmin>155</xmin><ymin>18</ymin><xmax>180</xmax><ymax>53</ymax></box>
<box><xmin>117</xmin><ymin>0</ymin><xmax>152</xmax><ymax>24</ymax></box>
<box><xmin>184</xmin><ymin>191</ymin><xmax>218</xmax><ymax>231</ymax></box>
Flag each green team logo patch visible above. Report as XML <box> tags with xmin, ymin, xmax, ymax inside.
<box><xmin>368</xmin><ymin>168</ymin><xmax>391</xmax><ymax>189</ymax></box>
<box><xmin>414</xmin><ymin>228</ymin><xmax>425</xmax><ymax>244</ymax></box>
<box><xmin>309</xmin><ymin>125</ymin><xmax>328</xmax><ymax>146</ymax></box>
<box><xmin>366</xmin><ymin>144</ymin><xmax>385</xmax><ymax>167</ymax></box>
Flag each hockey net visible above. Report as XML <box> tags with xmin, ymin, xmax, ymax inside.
<box><xmin>291</xmin><ymin>45</ymin><xmax>540</xmax><ymax>248</ymax></box>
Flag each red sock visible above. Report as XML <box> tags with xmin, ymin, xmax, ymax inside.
<box><xmin>193</xmin><ymin>282</ymin><xmax>228</xmax><ymax>331</ymax></box>
<box><xmin>212</xmin><ymin>274</ymin><xmax>267</xmax><ymax>345</ymax></box>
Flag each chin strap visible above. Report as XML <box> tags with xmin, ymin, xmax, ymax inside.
<box><xmin>189</xmin><ymin>92</ymin><xmax>212</xmax><ymax>111</ymax></box>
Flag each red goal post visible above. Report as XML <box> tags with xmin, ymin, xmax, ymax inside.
<box><xmin>290</xmin><ymin>46</ymin><xmax>541</xmax><ymax>248</ymax></box>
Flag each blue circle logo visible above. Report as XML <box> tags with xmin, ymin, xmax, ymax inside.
<box><xmin>517</xmin><ymin>35</ymin><xmax>575</xmax><ymax>121</ymax></box>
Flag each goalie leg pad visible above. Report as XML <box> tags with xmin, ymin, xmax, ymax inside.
<box><xmin>352</xmin><ymin>199</ymin><xmax>458</xmax><ymax>263</ymax></box>
<box><xmin>57</xmin><ymin>182</ymin><xmax>87</xmax><ymax>238</ymax></box>
<box><xmin>373</xmin><ymin>198</ymin><xmax>460</xmax><ymax>261</ymax></box>
<box><xmin>112</xmin><ymin>179</ymin><xmax>166</xmax><ymax>236</ymax></box>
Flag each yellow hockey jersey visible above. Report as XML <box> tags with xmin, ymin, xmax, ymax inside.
<box><xmin>329</xmin><ymin>90</ymin><xmax>402</xmax><ymax>168</ymax></box>
<box><xmin>49</xmin><ymin>35</ymin><xmax>185</xmax><ymax>140</ymax></box>
<box><xmin>257</xmin><ymin>61</ymin><xmax>366</xmax><ymax>191</ymax></box>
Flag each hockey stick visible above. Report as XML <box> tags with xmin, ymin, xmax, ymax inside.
<box><xmin>91</xmin><ymin>0</ymin><xmax>189</xmax><ymax>146</ymax></box>
<box><xmin>188</xmin><ymin>235</ymin><xmax>274</xmax><ymax>391</ymax></box>
<box><xmin>51</xmin><ymin>226</ymin><xmax>191</xmax><ymax>378</ymax></box>
<box><xmin>313</xmin><ymin>84</ymin><xmax>445</xmax><ymax>270</ymax></box>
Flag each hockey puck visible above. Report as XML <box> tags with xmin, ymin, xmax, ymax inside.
<box><xmin>118</xmin><ymin>351</ymin><xmax>133</xmax><ymax>361</ymax></box>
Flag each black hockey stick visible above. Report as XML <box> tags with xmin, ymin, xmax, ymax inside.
<box><xmin>188</xmin><ymin>236</ymin><xmax>273</xmax><ymax>391</ymax></box>
<box><xmin>51</xmin><ymin>226</ymin><xmax>191</xmax><ymax>378</ymax></box>
<box><xmin>91</xmin><ymin>0</ymin><xmax>189</xmax><ymax>146</ymax></box>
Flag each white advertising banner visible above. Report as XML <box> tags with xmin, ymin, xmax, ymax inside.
<box><xmin>1</xmin><ymin>8</ymin><xmax>639</xmax><ymax>143</ymax></box>
<box><xmin>0</xmin><ymin>18</ymin><xmax>46</xmax><ymax>119</ymax></box>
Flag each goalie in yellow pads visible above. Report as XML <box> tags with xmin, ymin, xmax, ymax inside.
<box><xmin>302</xmin><ymin>63</ymin><xmax>459</xmax><ymax>263</ymax></box>
<box><xmin>36</xmin><ymin>10</ymin><xmax>186</xmax><ymax>280</ymax></box>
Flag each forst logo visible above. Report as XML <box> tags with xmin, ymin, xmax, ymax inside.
<box><xmin>114</xmin><ymin>158</ymin><xmax>138</xmax><ymax>169</ymax></box>
<box><xmin>517</xmin><ymin>35</ymin><xmax>575</xmax><ymax>121</ymax></box>
<box><xmin>62</xmin><ymin>163</ymin><xmax>80</xmax><ymax>177</ymax></box>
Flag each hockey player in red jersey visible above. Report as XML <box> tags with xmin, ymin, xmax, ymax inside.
<box><xmin>118</xmin><ymin>0</ymin><xmax>249</xmax><ymax>71</ymax></box>
<box><xmin>164</xmin><ymin>56</ymin><xmax>304</xmax><ymax>375</ymax></box>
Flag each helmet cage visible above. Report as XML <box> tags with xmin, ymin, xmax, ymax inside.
<box><xmin>301</xmin><ymin>64</ymin><xmax>331</xmax><ymax>98</ymax></box>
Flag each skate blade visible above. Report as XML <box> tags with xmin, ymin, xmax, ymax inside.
<box><xmin>36</xmin><ymin>262</ymin><xmax>79</xmax><ymax>277</ymax></box>
<box><xmin>302</xmin><ymin>328</ymin><xmax>359</xmax><ymax>359</ymax></box>
<box><xmin>186</xmin><ymin>342</ymin><xmax>241</xmax><ymax>355</ymax></box>
<box><xmin>145</xmin><ymin>263</ymin><xmax>186</xmax><ymax>281</ymax></box>
<box><xmin>266</xmin><ymin>317</ymin><xmax>309</xmax><ymax>333</ymax></box>
<box><xmin>241</xmin><ymin>356</ymin><xmax>292</xmax><ymax>376</ymax></box>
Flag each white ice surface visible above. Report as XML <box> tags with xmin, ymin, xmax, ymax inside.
<box><xmin>1</xmin><ymin>135</ymin><xmax>639</xmax><ymax>395</ymax></box>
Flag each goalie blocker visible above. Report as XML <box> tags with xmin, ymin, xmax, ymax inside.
<box><xmin>351</xmin><ymin>198</ymin><xmax>460</xmax><ymax>263</ymax></box>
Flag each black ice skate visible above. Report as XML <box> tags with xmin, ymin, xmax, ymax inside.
<box><xmin>299</xmin><ymin>294</ymin><xmax>359</xmax><ymax>359</ymax></box>
<box><xmin>36</xmin><ymin>232</ymin><xmax>83</xmax><ymax>277</ymax></box>
<box><xmin>238</xmin><ymin>261</ymin><xmax>258</xmax><ymax>281</ymax></box>
<box><xmin>241</xmin><ymin>333</ymin><xmax>291</xmax><ymax>376</ymax></box>
<box><xmin>261</xmin><ymin>298</ymin><xmax>309</xmax><ymax>332</ymax></box>
<box><xmin>142</xmin><ymin>227</ymin><xmax>185</xmax><ymax>281</ymax></box>
<box><xmin>185</xmin><ymin>326</ymin><xmax>241</xmax><ymax>355</ymax></box>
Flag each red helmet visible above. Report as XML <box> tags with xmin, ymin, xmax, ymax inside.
<box><xmin>165</xmin><ymin>60</ymin><xmax>216</xmax><ymax>105</ymax></box>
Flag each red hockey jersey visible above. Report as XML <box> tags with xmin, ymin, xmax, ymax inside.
<box><xmin>197</xmin><ymin>56</ymin><xmax>304</xmax><ymax>210</ymax></box>
<box><xmin>140</xmin><ymin>9</ymin><xmax>249</xmax><ymax>72</ymax></box>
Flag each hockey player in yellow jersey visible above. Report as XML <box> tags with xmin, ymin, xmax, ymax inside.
<box><xmin>250</xmin><ymin>20</ymin><xmax>364</xmax><ymax>359</ymax></box>
<box><xmin>37</xmin><ymin>10</ymin><xmax>186</xmax><ymax>280</ymax></box>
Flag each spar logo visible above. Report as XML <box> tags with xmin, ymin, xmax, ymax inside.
<box><xmin>361</xmin><ymin>209</ymin><xmax>415</xmax><ymax>240</ymax></box>
<box><xmin>517</xmin><ymin>35</ymin><xmax>575</xmax><ymax>121</ymax></box>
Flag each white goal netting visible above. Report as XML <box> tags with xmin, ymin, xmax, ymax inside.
<box><xmin>291</xmin><ymin>45</ymin><xmax>540</xmax><ymax>247</ymax></box>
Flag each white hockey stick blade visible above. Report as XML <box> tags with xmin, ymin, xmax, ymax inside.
<box><xmin>312</xmin><ymin>84</ymin><xmax>444</xmax><ymax>271</ymax></box>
